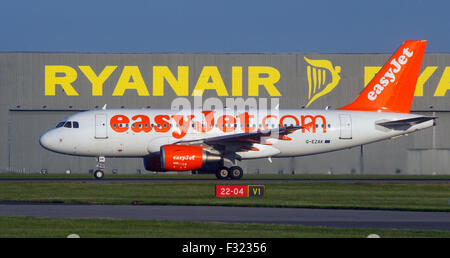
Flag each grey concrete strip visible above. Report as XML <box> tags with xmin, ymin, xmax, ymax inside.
<box><xmin>0</xmin><ymin>178</ymin><xmax>449</xmax><ymax>183</ymax></box>
<box><xmin>0</xmin><ymin>204</ymin><xmax>449</xmax><ymax>231</ymax></box>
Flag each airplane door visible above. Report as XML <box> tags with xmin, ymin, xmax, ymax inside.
<box><xmin>95</xmin><ymin>114</ymin><xmax>108</xmax><ymax>139</ymax></box>
<box><xmin>339</xmin><ymin>114</ymin><xmax>352</xmax><ymax>139</ymax></box>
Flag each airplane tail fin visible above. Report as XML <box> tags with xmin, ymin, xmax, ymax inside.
<box><xmin>338</xmin><ymin>40</ymin><xmax>427</xmax><ymax>113</ymax></box>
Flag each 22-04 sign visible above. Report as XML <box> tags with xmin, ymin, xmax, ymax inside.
<box><xmin>215</xmin><ymin>185</ymin><xmax>265</xmax><ymax>198</ymax></box>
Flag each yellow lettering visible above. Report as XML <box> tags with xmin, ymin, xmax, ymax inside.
<box><xmin>364</xmin><ymin>66</ymin><xmax>381</xmax><ymax>87</ymax></box>
<box><xmin>434</xmin><ymin>67</ymin><xmax>450</xmax><ymax>96</ymax></box>
<box><xmin>79</xmin><ymin>66</ymin><xmax>117</xmax><ymax>96</ymax></box>
<box><xmin>112</xmin><ymin>66</ymin><xmax>149</xmax><ymax>96</ymax></box>
<box><xmin>415</xmin><ymin>66</ymin><xmax>438</xmax><ymax>96</ymax></box>
<box><xmin>192</xmin><ymin>66</ymin><xmax>229</xmax><ymax>96</ymax></box>
<box><xmin>248</xmin><ymin>66</ymin><xmax>281</xmax><ymax>96</ymax></box>
<box><xmin>153</xmin><ymin>66</ymin><xmax>189</xmax><ymax>96</ymax></box>
<box><xmin>45</xmin><ymin>65</ymin><xmax>79</xmax><ymax>96</ymax></box>
<box><xmin>232</xmin><ymin>66</ymin><xmax>243</xmax><ymax>96</ymax></box>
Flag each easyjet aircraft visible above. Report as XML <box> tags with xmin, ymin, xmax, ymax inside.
<box><xmin>40</xmin><ymin>40</ymin><xmax>435</xmax><ymax>179</ymax></box>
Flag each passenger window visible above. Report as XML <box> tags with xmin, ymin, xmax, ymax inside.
<box><xmin>73</xmin><ymin>121</ymin><xmax>79</xmax><ymax>128</ymax></box>
<box><xmin>64</xmin><ymin>121</ymin><xmax>72</xmax><ymax>128</ymax></box>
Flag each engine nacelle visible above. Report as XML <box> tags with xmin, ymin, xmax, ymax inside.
<box><xmin>143</xmin><ymin>155</ymin><xmax>165</xmax><ymax>172</ymax></box>
<box><xmin>161</xmin><ymin>145</ymin><xmax>221</xmax><ymax>171</ymax></box>
<box><xmin>143</xmin><ymin>145</ymin><xmax>221</xmax><ymax>172</ymax></box>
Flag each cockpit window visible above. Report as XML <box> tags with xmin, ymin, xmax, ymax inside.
<box><xmin>57</xmin><ymin>120</ymin><xmax>79</xmax><ymax>129</ymax></box>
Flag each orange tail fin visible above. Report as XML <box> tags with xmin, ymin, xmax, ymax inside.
<box><xmin>338</xmin><ymin>40</ymin><xmax>427</xmax><ymax>113</ymax></box>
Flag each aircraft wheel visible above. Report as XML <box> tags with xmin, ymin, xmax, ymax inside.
<box><xmin>216</xmin><ymin>167</ymin><xmax>230</xmax><ymax>180</ymax></box>
<box><xmin>228</xmin><ymin>166</ymin><xmax>243</xmax><ymax>180</ymax></box>
<box><xmin>94</xmin><ymin>170</ymin><xmax>104</xmax><ymax>180</ymax></box>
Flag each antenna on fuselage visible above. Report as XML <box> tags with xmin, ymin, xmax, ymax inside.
<box><xmin>102</xmin><ymin>104</ymin><xmax>107</xmax><ymax>110</ymax></box>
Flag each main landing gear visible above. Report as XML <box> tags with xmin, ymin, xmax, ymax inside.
<box><xmin>215</xmin><ymin>166</ymin><xmax>244</xmax><ymax>180</ymax></box>
<box><xmin>94</xmin><ymin>156</ymin><xmax>105</xmax><ymax>180</ymax></box>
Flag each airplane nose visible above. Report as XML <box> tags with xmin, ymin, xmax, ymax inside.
<box><xmin>39</xmin><ymin>131</ymin><xmax>54</xmax><ymax>150</ymax></box>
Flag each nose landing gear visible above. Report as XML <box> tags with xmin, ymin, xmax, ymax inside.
<box><xmin>94</xmin><ymin>156</ymin><xmax>105</xmax><ymax>180</ymax></box>
<box><xmin>94</xmin><ymin>169</ymin><xmax>104</xmax><ymax>180</ymax></box>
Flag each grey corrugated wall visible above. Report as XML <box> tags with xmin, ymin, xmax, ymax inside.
<box><xmin>0</xmin><ymin>52</ymin><xmax>449</xmax><ymax>174</ymax></box>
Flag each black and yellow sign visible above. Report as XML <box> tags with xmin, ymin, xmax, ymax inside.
<box><xmin>248</xmin><ymin>185</ymin><xmax>265</xmax><ymax>197</ymax></box>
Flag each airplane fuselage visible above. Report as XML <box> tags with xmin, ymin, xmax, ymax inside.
<box><xmin>39</xmin><ymin>108</ymin><xmax>433</xmax><ymax>159</ymax></box>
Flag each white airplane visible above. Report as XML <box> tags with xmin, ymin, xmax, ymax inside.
<box><xmin>40</xmin><ymin>40</ymin><xmax>435</xmax><ymax>180</ymax></box>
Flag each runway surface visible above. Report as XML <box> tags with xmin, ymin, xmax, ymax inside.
<box><xmin>1</xmin><ymin>178</ymin><xmax>449</xmax><ymax>183</ymax></box>
<box><xmin>1</xmin><ymin>203</ymin><xmax>449</xmax><ymax>231</ymax></box>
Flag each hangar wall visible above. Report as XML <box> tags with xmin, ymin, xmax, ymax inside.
<box><xmin>0</xmin><ymin>52</ymin><xmax>449</xmax><ymax>175</ymax></box>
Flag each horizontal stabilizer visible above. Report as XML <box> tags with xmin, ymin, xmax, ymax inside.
<box><xmin>376</xmin><ymin>116</ymin><xmax>436</xmax><ymax>127</ymax></box>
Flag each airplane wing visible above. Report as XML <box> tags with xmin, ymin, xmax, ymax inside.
<box><xmin>376</xmin><ymin>116</ymin><xmax>436</xmax><ymax>128</ymax></box>
<box><xmin>173</xmin><ymin>125</ymin><xmax>303</xmax><ymax>153</ymax></box>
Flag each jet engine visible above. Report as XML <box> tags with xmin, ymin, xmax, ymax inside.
<box><xmin>144</xmin><ymin>145</ymin><xmax>221</xmax><ymax>171</ymax></box>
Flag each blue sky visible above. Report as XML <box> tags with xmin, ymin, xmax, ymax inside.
<box><xmin>0</xmin><ymin>0</ymin><xmax>449</xmax><ymax>53</ymax></box>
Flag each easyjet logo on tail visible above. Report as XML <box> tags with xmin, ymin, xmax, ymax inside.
<box><xmin>367</xmin><ymin>48</ymin><xmax>414</xmax><ymax>101</ymax></box>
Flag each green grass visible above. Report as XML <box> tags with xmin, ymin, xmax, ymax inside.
<box><xmin>0</xmin><ymin>181</ymin><xmax>449</xmax><ymax>211</ymax></box>
<box><xmin>1</xmin><ymin>178</ymin><xmax>448</xmax><ymax>238</ymax></box>
<box><xmin>1</xmin><ymin>216</ymin><xmax>449</xmax><ymax>238</ymax></box>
